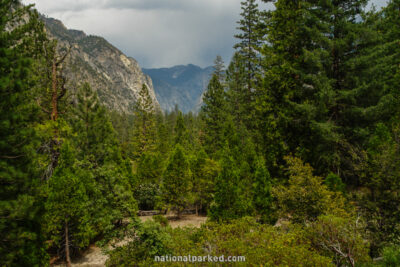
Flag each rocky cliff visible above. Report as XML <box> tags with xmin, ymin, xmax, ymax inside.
<box><xmin>42</xmin><ymin>17</ymin><xmax>159</xmax><ymax>113</ymax></box>
<box><xmin>143</xmin><ymin>64</ymin><xmax>213</xmax><ymax>113</ymax></box>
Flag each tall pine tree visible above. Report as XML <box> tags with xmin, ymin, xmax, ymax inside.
<box><xmin>0</xmin><ymin>1</ymin><xmax>49</xmax><ymax>265</ymax></box>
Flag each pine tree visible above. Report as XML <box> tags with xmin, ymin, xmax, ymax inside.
<box><xmin>190</xmin><ymin>149</ymin><xmax>219</xmax><ymax>215</ymax></box>
<box><xmin>174</xmin><ymin>111</ymin><xmax>189</xmax><ymax>147</ymax></box>
<box><xmin>201</xmin><ymin>74</ymin><xmax>227</xmax><ymax>155</ymax></box>
<box><xmin>361</xmin><ymin>121</ymin><xmax>400</xmax><ymax>256</ymax></box>
<box><xmin>162</xmin><ymin>144</ymin><xmax>191</xmax><ymax>218</ymax></box>
<box><xmin>72</xmin><ymin>83</ymin><xmax>121</xmax><ymax>164</ymax></box>
<box><xmin>209</xmin><ymin>144</ymin><xmax>252</xmax><ymax>221</ymax></box>
<box><xmin>225</xmin><ymin>52</ymin><xmax>247</xmax><ymax>127</ymax></box>
<box><xmin>252</xmin><ymin>156</ymin><xmax>272</xmax><ymax>223</ymax></box>
<box><xmin>0</xmin><ymin>1</ymin><xmax>49</xmax><ymax>265</ymax></box>
<box><xmin>70</xmin><ymin>82</ymin><xmax>136</xmax><ymax>231</ymax></box>
<box><xmin>234</xmin><ymin>0</ymin><xmax>262</xmax><ymax>93</ymax></box>
<box><xmin>43</xmin><ymin>142</ymin><xmax>95</xmax><ymax>266</ymax></box>
<box><xmin>233</xmin><ymin>0</ymin><xmax>263</xmax><ymax>133</ymax></box>
<box><xmin>258</xmin><ymin>0</ymin><xmax>370</xmax><ymax>182</ymax></box>
<box><xmin>131</xmin><ymin>84</ymin><xmax>157</xmax><ymax>160</ymax></box>
<box><xmin>213</xmin><ymin>55</ymin><xmax>226</xmax><ymax>82</ymax></box>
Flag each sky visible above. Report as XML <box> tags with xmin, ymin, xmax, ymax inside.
<box><xmin>22</xmin><ymin>0</ymin><xmax>389</xmax><ymax>69</ymax></box>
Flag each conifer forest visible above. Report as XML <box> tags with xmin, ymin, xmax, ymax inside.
<box><xmin>2</xmin><ymin>0</ymin><xmax>400</xmax><ymax>266</ymax></box>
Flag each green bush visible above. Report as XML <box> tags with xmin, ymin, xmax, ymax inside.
<box><xmin>107</xmin><ymin>217</ymin><xmax>334</xmax><ymax>266</ymax></box>
<box><xmin>106</xmin><ymin>220</ymin><xmax>172</xmax><ymax>267</ymax></box>
<box><xmin>134</xmin><ymin>183</ymin><xmax>160</xmax><ymax>210</ymax></box>
<box><xmin>152</xmin><ymin>215</ymin><xmax>169</xmax><ymax>227</ymax></box>
<box><xmin>381</xmin><ymin>245</ymin><xmax>400</xmax><ymax>267</ymax></box>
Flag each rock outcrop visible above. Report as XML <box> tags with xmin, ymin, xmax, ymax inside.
<box><xmin>143</xmin><ymin>64</ymin><xmax>213</xmax><ymax>113</ymax></box>
<box><xmin>42</xmin><ymin>17</ymin><xmax>159</xmax><ymax>113</ymax></box>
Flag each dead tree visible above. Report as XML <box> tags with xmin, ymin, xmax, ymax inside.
<box><xmin>36</xmin><ymin>42</ymin><xmax>71</xmax><ymax>180</ymax></box>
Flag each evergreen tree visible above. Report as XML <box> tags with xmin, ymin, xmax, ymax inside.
<box><xmin>258</xmin><ymin>0</ymin><xmax>371</xmax><ymax>182</ymax></box>
<box><xmin>213</xmin><ymin>55</ymin><xmax>226</xmax><ymax>82</ymax></box>
<box><xmin>70</xmin><ymin>83</ymin><xmax>136</xmax><ymax>230</ymax></box>
<box><xmin>131</xmin><ymin>84</ymin><xmax>157</xmax><ymax>160</ymax></box>
<box><xmin>225</xmin><ymin>52</ymin><xmax>249</xmax><ymax>132</ymax></box>
<box><xmin>233</xmin><ymin>0</ymin><xmax>263</xmax><ymax>133</ymax></box>
<box><xmin>0</xmin><ymin>1</ymin><xmax>49</xmax><ymax>265</ymax></box>
<box><xmin>174</xmin><ymin>111</ymin><xmax>189</xmax><ymax>147</ymax></box>
<box><xmin>190</xmin><ymin>149</ymin><xmax>219</xmax><ymax>215</ymax></box>
<box><xmin>162</xmin><ymin>144</ymin><xmax>191</xmax><ymax>217</ymax></box>
<box><xmin>252</xmin><ymin>156</ymin><xmax>272</xmax><ymax>223</ymax></box>
<box><xmin>234</xmin><ymin>0</ymin><xmax>262</xmax><ymax>93</ymax></box>
<box><xmin>361</xmin><ymin>122</ymin><xmax>400</xmax><ymax>256</ymax></box>
<box><xmin>209</xmin><ymin>144</ymin><xmax>252</xmax><ymax>221</ymax></box>
<box><xmin>201</xmin><ymin>74</ymin><xmax>227</xmax><ymax>155</ymax></box>
<box><xmin>72</xmin><ymin>83</ymin><xmax>122</xmax><ymax>164</ymax></box>
<box><xmin>43</xmin><ymin>142</ymin><xmax>95</xmax><ymax>266</ymax></box>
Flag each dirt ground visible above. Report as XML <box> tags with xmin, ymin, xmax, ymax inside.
<box><xmin>139</xmin><ymin>214</ymin><xmax>207</xmax><ymax>228</ymax></box>
<box><xmin>52</xmin><ymin>215</ymin><xmax>207</xmax><ymax>267</ymax></box>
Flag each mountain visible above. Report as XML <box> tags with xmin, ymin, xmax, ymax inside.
<box><xmin>143</xmin><ymin>64</ymin><xmax>213</xmax><ymax>113</ymax></box>
<box><xmin>42</xmin><ymin>17</ymin><xmax>160</xmax><ymax>113</ymax></box>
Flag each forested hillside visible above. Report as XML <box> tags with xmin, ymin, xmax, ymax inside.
<box><xmin>2</xmin><ymin>0</ymin><xmax>400</xmax><ymax>266</ymax></box>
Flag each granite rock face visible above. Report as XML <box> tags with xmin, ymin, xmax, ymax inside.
<box><xmin>143</xmin><ymin>64</ymin><xmax>213</xmax><ymax>113</ymax></box>
<box><xmin>42</xmin><ymin>16</ymin><xmax>159</xmax><ymax>113</ymax></box>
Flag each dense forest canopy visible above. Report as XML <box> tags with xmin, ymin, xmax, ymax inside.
<box><xmin>1</xmin><ymin>0</ymin><xmax>400</xmax><ymax>266</ymax></box>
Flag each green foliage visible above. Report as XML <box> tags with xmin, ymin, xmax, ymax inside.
<box><xmin>162</xmin><ymin>144</ymin><xmax>191</xmax><ymax>216</ymax></box>
<box><xmin>173</xmin><ymin>111</ymin><xmax>189</xmax><ymax>148</ymax></box>
<box><xmin>325</xmin><ymin>172</ymin><xmax>346</xmax><ymax>193</ymax></box>
<box><xmin>380</xmin><ymin>245</ymin><xmax>400</xmax><ymax>267</ymax></box>
<box><xmin>190</xmin><ymin>149</ymin><xmax>219</xmax><ymax>214</ymax></box>
<box><xmin>200</xmin><ymin>74</ymin><xmax>227</xmax><ymax>154</ymax></box>
<box><xmin>212</xmin><ymin>55</ymin><xmax>225</xmax><ymax>82</ymax></box>
<box><xmin>0</xmin><ymin>1</ymin><xmax>49</xmax><ymax>265</ymax></box>
<box><xmin>43</xmin><ymin>141</ymin><xmax>96</xmax><ymax>255</ymax></box>
<box><xmin>234</xmin><ymin>0</ymin><xmax>262</xmax><ymax>96</ymax></box>
<box><xmin>134</xmin><ymin>183</ymin><xmax>161</xmax><ymax>210</ymax></box>
<box><xmin>273</xmin><ymin>156</ymin><xmax>349</xmax><ymax>223</ymax></box>
<box><xmin>3</xmin><ymin>0</ymin><xmax>400</xmax><ymax>264</ymax></box>
<box><xmin>131</xmin><ymin>84</ymin><xmax>158</xmax><ymax>159</ymax></box>
<box><xmin>209</xmin><ymin>145</ymin><xmax>253</xmax><ymax>221</ymax></box>
<box><xmin>360</xmin><ymin>121</ymin><xmax>400</xmax><ymax>255</ymax></box>
<box><xmin>110</xmin><ymin>217</ymin><xmax>334</xmax><ymax>267</ymax></box>
<box><xmin>252</xmin><ymin>156</ymin><xmax>273</xmax><ymax>223</ymax></box>
<box><xmin>135</xmin><ymin>152</ymin><xmax>164</xmax><ymax>184</ymax></box>
<box><xmin>152</xmin><ymin>215</ymin><xmax>169</xmax><ymax>227</ymax></box>
<box><xmin>106</xmin><ymin>220</ymin><xmax>172</xmax><ymax>267</ymax></box>
<box><xmin>308</xmin><ymin>215</ymin><xmax>371</xmax><ymax>266</ymax></box>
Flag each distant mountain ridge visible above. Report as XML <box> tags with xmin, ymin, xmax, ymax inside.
<box><xmin>42</xmin><ymin>16</ymin><xmax>160</xmax><ymax>113</ymax></box>
<box><xmin>143</xmin><ymin>64</ymin><xmax>213</xmax><ymax>113</ymax></box>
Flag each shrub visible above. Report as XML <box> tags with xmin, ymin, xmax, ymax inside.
<box><xmin>380</xmin><ymin>245</ymin><xmax>400</xmax><ymax>267</ymax></box>
<box><xmin>308</xmin><ymin>215</ymin><xmax>371</xmax><ymax>266</ymax></box>
<box><xmin>273</xmin><ymin>156</ymin><xmax>349</xmax><ymax>224</ymax></box>
<box><xmin>106</xmin><ymin>220</ymin><xmax>171</xmax><ymax>267</ymax></box>
<box><xmin>134</xmin><ymin>183</ymin><xmax>160</xmax><ymax>210</ymax></box>
<box><xmin>152</xmin><ymin>215</ymin><xmax>169</xmax><ymax>227</ymax></box>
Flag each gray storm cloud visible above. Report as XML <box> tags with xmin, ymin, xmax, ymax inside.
<box><xmin>22</xmin><ymin>0</ymin><xmax>389</xmax><ymax>68</ymax></box>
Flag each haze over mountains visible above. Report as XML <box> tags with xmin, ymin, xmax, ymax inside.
<box><xmin>42</xmin><ymin>15</ymin><xmax>211</xmax><ymax>114</ymax></box>
<box><xmin>42</xmin><ymin>16</ymin><xmax>160</xmax><ymax>113</ymax></box>
<box><xmin>143</xmin><ymin>65</ymin><xmax>213</xmax><ymax>113</ymax></box>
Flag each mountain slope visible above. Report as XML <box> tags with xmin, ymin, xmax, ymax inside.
<box><xmin>42</xmin><ymin>17</ymin><xmax>159</xmax><ymax>113</ymax></box>
<box><xmin>143</xmin><ymin>64</ymin><xmax>213</xmax><ymax>113</ymax></box>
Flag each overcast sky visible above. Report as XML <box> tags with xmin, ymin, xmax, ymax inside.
<box><xmin>22</xmin><ymin>0</ymin><xmax>389</xmax><ymax>68</ymax></box>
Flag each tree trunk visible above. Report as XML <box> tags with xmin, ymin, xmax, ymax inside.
<box><xmin>51</xmin><ymin>57</ymin><xmax>58</xmax><ymax>121</ymax></box>
<box><xmin>65</xmin><ymin>221</ymin><xmax>71</xmax><ymax>267</ymax></box>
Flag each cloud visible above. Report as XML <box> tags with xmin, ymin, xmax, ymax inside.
<box><xmin>22</xmin><ymin>0</ymin><xmax>389</xmax><ymax>68</ymax></box>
